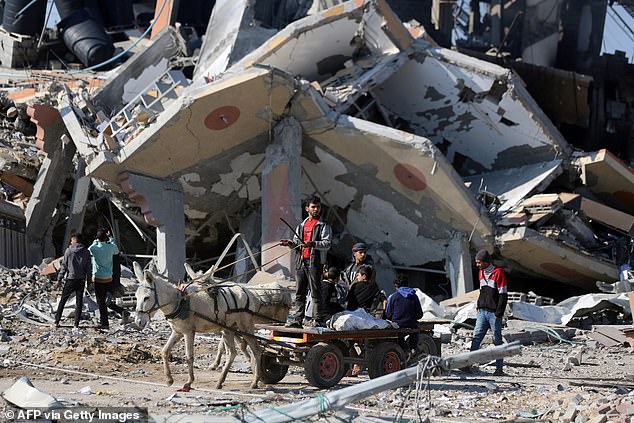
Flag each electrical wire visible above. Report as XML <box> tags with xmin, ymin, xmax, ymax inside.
<box><xmin>524</xmin><ymin>324</ymin><xmax>585</xmax><ymax>345</ymax></box>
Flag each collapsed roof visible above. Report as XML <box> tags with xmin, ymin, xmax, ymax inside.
<box><xmin>2</xmin><ymin>0</ymin><xmax>633</xmax><ymax>296</ymax></box>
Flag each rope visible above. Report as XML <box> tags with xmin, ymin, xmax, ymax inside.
<box><xmin>316</xmin><ymin>393</ymin><xmax>328</xmax><ymax>416</ymax></box>
<box><xmin>207</xmin><ymin>404</ymin><xmax>244</xmax><ymax>414</ymax></box>
<box><xmin>181</xmin><ymin>244</ymin><xmax>292</xmax><ymax>293</ymax></box>
<box><xmin>267</xmin><ymin>407</ymin><xmax>299</xmax><ymax>420</ymax></box>
<box><xmin>524</xmin><ymin>324</ymin><xmax>585</xmax><ymax>345</ymax></box>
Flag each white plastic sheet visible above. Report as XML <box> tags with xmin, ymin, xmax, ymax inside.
<box><xmin>330</xmin><ymin>309</ymin><xmax>396</xmax><ymax>330</ymax></box>
<box><xmin>510</xmin><ymin>293</ymin><xmax>631</xmax><ymax>325</ymax></box>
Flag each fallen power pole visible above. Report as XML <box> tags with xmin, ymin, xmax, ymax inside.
<box><xmin>246</xmin><ymin>341</ymin><xmax>523</xmax><ymax>422</ymax></box>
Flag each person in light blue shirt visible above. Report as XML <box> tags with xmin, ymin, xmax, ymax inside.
<box><xmin>88</xmin><ymin>229</ymin><xmax>128</xmax><ymax>329</ymax></box>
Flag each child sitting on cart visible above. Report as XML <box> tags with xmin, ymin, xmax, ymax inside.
<box><xmin>321</xmin><ymin>266</ymin><xmax>348</xmax><ymax>321</ymax></box>
<box><xmin>346</xmin><ymin>265</ymin><xmax>386</xmax><ymax>317</ymax></box>
<box><xmin>384</xmin><ymin>273</ymin><xmax>423</xmax><ymax>356</ymax></box>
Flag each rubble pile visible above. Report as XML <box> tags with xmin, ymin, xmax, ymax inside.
<box><xmin>0</xmin><ymin>296</ymin><xmax>630</xmax><ymax>422</ymax></box>
<box><xmin>0</xmin><ymin>265</ymin><xmax>53</xmax><ymax>304</ymax></box>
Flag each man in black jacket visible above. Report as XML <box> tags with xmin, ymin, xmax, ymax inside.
<box><xmin>281</xmin><ymin>195</ymin><xmax>332</xmax><ymax>328</ymax></box>
<box><xmin>54</xmin><ymin>234</ymin><xmax>92</xmax><ymax>328</ymax></box>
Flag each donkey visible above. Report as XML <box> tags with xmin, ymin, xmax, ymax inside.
<box><xmin>133</xmin><ymin>263</ymin><xmax>262</xmax><ymax>390</ymax></box>
<box><xmin>183</xmin><ymin>263</ymin><xmax>292</xmax><ymax>370</ymax></box>
<box><xmin>210</xmin><ymin>281</ymin><xmax>292</xmax><ymax>370</ymax></box>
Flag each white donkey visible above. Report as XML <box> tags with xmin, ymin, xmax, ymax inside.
<box><xmin>183</xmin><ymin>263</ymin><xmax>292</xmax><ymax>370</ymax></box>
<box><xmin>133</xmin><ymin>263</ymin><xmax>262</xmax><ymax>390</ymax></box>
<box><xmin>210</xmin><ymin>281</ymin><xmax>292</xmax><ymax>370</ymax></box>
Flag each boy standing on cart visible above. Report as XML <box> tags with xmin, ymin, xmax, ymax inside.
<box><xmin>281</xmin><ymin>195</ymin><xmax>332</xmax><ymax>328</ymax></box>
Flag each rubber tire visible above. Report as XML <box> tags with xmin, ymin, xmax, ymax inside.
<box><xmin>368</xmin><ymin>342</ymin><xmax>405</xmax><ymax>379</ymax></box>
<box><xmin>259</xmin><ymin>354</ymin><xmax>289</xmax><ymax>384</ymax></box>
<box><xmin>304</xmin><ymin>342</ymin><xmax>345</xmax><ymax>388</ymax></box>
<box><xmin>417</xmin><ymin>333</ymin><xmax>439</xmax><ymax>356</ymax></box>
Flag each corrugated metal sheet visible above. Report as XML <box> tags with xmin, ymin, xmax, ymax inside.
<box><xmin>0</xmin><ymin>216</ymin><xmax>26</xmax><ymax>268</ymax></box>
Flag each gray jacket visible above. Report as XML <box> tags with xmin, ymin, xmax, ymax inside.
<box><xmin>58</xmin><ymin>243</ymin><xmax>92</xmax><ymax>281</ymax></box>
<box><xmin>292</xmin><ymin>217</ymin><xmax>332</xmax><ymax>269</ymax></box>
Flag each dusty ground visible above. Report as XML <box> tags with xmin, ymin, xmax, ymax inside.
<box><xmin>0</xmin><ymin>316</ymin><xmax>633</xmax><ymax>422</ymax></box>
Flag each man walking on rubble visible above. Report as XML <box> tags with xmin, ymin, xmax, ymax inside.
<box><xmin>281</xmin><ymin>195</ymin><xmax>332</xmax><ymax>328</ymax></box>
<box><xmin>470</xmin><ymin>249</ymin><xmax>508</xmax><ymax>376</ymax></box>
<box><xmin>54</xmin><ymin>234</ymin><xmax>92</xmax><ymax>329</ymax></box>
<box><xmin>89</xmin><ymin>229</ymin><xmax>129</xmax><ymax>330</ymax></box>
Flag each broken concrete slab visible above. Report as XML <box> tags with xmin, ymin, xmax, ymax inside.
<box><xmin>464</xmin><ymin>160</ymin><xmax>563</xmax><ymax>214</ymax></box>
<box><xmin>573</xmin><ymin>149</ymin><xmax>634</xmax><ymax>216</ymax></box>
<box><xmin>86</xmin><ymin>66</ymin><xmax>295</xmax><ymax>183</ymax></box>
<box><xmin>498</xmin><ymin>226</ymin><xmax>619</xmax><ymax>288</ymax></box>
<box><xmin>373</xmin><ymin>46</ymin><xmax>573</xmax><ymax>175</ymax></box>
<box><xmin>2</xmin><ymin>376</ymin><xmax>64</xmax><ymax>408</ymax></box>
<box><xmin>194</xmin><ymin>0</ymin><xmax>277</xmax><ymax>85</ymax></box>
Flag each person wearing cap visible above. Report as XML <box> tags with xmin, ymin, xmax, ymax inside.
<box><xmin>89</xmin><ymin>228</ymin><xmax>129</xmax><ymax>330</ymax></box>
<box><xmin>343</xmin><ymin>242</ymin><xmax>375</xmax><ymax>287</ymax></box>
<box><xmin>280</xmin><ymin>195</ymin><xmax>332</xmax><ymax>328</ymax></box>
<box><xmin>470</xmin><ymin>248</ymin><xmax>508</xmax><ymax>376</ymax></box>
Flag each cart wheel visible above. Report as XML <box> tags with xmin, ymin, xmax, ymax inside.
<box><xmin>260</xmin><ymin>354</ymin><xmax>289</xmax><ymax>384</ymax></box>
<box><xmin>417</xmin><ymin>333</ymin><xmax>439</xmax><ymax>356</ymax></box>
<box><xmin>368</xmin><ymin>342</ymin><xmax>405</xmax><ymax>379</ymax></box>
<box><xmin>304</xmin><ymin>342</ymin><xmax>345</xmax><ymax>388</ymax></box>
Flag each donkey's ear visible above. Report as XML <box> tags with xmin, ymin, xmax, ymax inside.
<box><xmin>133</xmin><ymin>261</ymin><xmax>144</xmax><ymax>282</ymax></box>
<box><xmin>184</xmin><ymin>263</ymin><xmax>196</xmax><ymax>279</ymax></box>
<box><xmin>143</xmin><ymin>270</ymin><xmax>155</xmax><ymax>284</ymax></box>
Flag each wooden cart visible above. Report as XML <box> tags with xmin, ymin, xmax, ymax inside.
<box><xmin>256</xmin><ymin>323</ymin><xmax>442</xmax><ymax>389</ymax></box>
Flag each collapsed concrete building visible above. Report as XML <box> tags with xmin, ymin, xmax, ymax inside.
<box><xmin>0</xmin><ymin>0</ymin><xmax>633</xmax><ymax>300</ymax></box>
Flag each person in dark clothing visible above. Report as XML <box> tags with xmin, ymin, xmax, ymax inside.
<box><xmin>470</xmin><ymin>249</ymin><xmax>508</xmax><ymax>375</ymax></box>
<box><xmin>346</xmin><ymin>265</ymin><xmax>383</xmax><ymax>313</ymax></box>
<box><xmin>281</xmin><ymin>195</ymin><xmax>332</xmax><ymax>328</ymax></box>
<box><xmin>321</xmin><ymin>266</ymin><xmax>347</xmax><ymax>321</ymax></box>
<box><xmin>54</xmin><ymin>234</ymin><xmax>92</xmax><ymax>328</ymax></box>
<box><xmin>342</xmin><ymin>242</ymin><xmax>375</xmax><ymax>286</ymax></box>
<box><xmin>385</xmin><ymin>274</ymin><xmax>423</xmax><ymax>353</ymax></box>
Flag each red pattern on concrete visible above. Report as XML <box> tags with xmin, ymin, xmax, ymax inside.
<box><xmin>118</xmin><ymin>172</ymin><xmax>161</xmax><ymax>227</ymax></box>
<box><xmin>394</xmin><ymin>163</ymin><xmax>427</xmax><ymax>191</ymax></box>
<box><xmin>204</xmin><ymin>106</ymin><xmax>240</xmax><ymax>130</ymax></box>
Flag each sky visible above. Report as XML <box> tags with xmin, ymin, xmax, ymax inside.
<box><xmin>602</xmin><ymin>4</ymin><xmax>634</xmax><ymax>63</ymax></box>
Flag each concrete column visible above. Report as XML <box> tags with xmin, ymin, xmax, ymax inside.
<box><xmin>261</xmin><ymin>117</ymin><xmax>302</xmax><ymax>277</ymax></box>
<box><xmin>445</xmin><ymin>232</ymin><xmax>474</xmax><ymax>297</ymax></box>
<box><xmin>25</xmin><ymin>105</ymin><xmax>76</xmax><ymax>264</ymax></box>
<box><xmin>63</xmin><ymin>159</ymin><xmax>91</xmax><ymax>248</ymax></box>
<box><xmin>119</xmin><ymin>172</ymin><xmax>186</xmax><ymax>281</ymax></box>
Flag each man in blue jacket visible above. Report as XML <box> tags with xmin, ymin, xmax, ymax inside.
<box><xmin>89</xmin><ymin>229</ymin><xmax>128</xmax><ymax>329</ymax></box>
<box><xmin>385</xmin><ymin>273</ymin><xmax>423</xmax><ymax>354</ymax></box>
<box><xmin>54</xmin><ymin>234</ymin><xmax>92</xmax><ymax>328</ymax></box>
